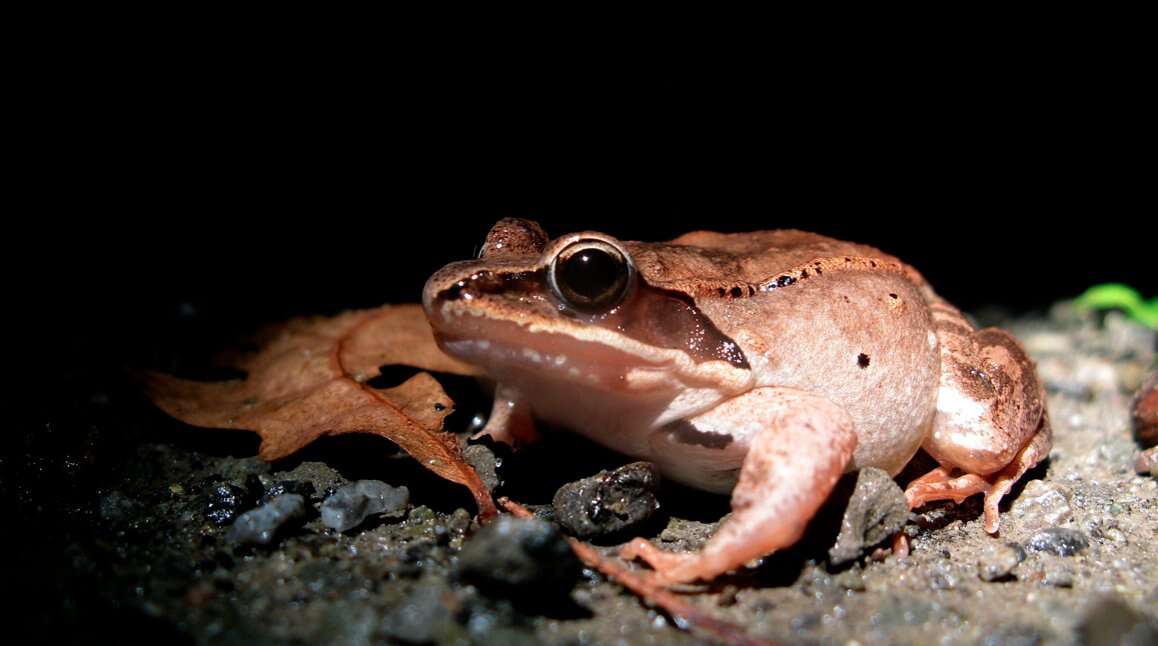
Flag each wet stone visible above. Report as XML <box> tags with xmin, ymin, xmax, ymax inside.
<box><xmin>1023</xmin><ymin>527</ymin><xmax>1089</xmax><ymax>556</ymax></box>
<box><xmin>321</xmin><ymin>480</ymin><xmax>409</xmax><ymax>532</ymax></box>
<box><xmin>552</xmin><ymin>462</ymin><xmax>661</xmax><ymax>540</ymax></box>
<box><xmin>828</xmin><ymin>467</ymin><xmax>908</xmax><ymax>565</ymax></box>
<box><xmin>204</xmin><ymin>483</ymin><xmax>253</xmax><ymax>526</ymax></box>
<box><xmin>226</xmin><ymin>494</ymin><xmax>306</xmax><ymax>546</ymax></box>
<box><xmin>978</xmin><ymin>542</ymin><xmax>1026</xmax><ymax>582</ymax></box>
<box><xmin>456</xmin><ymin>516</ymin><xmax>580</xmax><ymax>596</ymax></box>
<box><xmin>463</xmin><ymin>443</ymin><xmax>501</xmax><ymax>493</ymax></box>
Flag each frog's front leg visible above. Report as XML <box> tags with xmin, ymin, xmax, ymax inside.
<box><xmin>473</xmin><ymin>383</ymin><xmax>540</xmax><ymax>446</ymax></box>
<box><xmin>621</xmin><ymin>387</ymin><xmax>856</xmax><ymax>585</ymax></box>
<box><xmin>906</xmin><ymin>302</ymin><xmax>1052</xmax><ymax>533</ymax></box>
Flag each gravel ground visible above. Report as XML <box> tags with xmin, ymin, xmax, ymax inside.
<box><xmin>6</xmin><ymin>304</ymin><xmax>1156</xmax><ymax>645</ymax></box>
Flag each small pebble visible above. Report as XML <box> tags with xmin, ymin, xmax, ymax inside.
<box><xmin>226</xmin><ymin>494</ymin><xmax>306</xmax><ymax>546</ymax></box>
<box><xmin>552</xmin><ymin>462</ymin><xmax>661</xmax><ymax>540</ymax></box>
<box><xmin>1024</xmin><ymin>527</ymin><xmax>1089</xmax><ymax>556</ymax></box>
<box><xmin>828</xmin><ymin>467</ymin><xmax>908</xmax><ymax>565</ymax></box>
<box><xmin>1041</xmin><ymin>564</ymin><xmax>1075</xmax><ymax>588</ymax></box>
<box><xmin>456</xmin><ymin>516</ymin><xmax>579</xmax><ymax>596</ymax></box>
<box><xmin>978</xmin><ymin>542</ymin><xmax>1026</xmax><ymax>582</ymax></box>
<box><xmin>463</xmin><ymin>443</ymin><xmax>501</xmax><ymax>493</ymax></box>
<box><xmin>1012</xmin><ymin>480</ymin><xmax>1074</xmax><ymax>527</ymax></box>
<box><xmin>321</xmin><ymin>480</ymin><xmax>409</xmax><ymax>532</ymax></box>
<box><xmin>204</xmin><ymin>483</ymin><xmax>252</xmax><ymax>526</ymax></box>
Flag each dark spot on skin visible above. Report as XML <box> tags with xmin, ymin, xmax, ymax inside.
<box><xmin>664</xmin><ymin>420</ymin><xmax>734</xmax><ymax>449</ymax></box>
<box><xmin>842</xmin><ymin>295</ymin><xmax>850</xmax><ymax>303</ymax></box>
<box><xmin>747</xmin><ymin>285</ymin><xmax>755</xmax><ymax>296</ymax></box>
<box><xmin>889</xmin><ymin>293</ymin><xmax>898</xmax><ymax>299</ymax></box>
<box><xmin>844</xmin><ymin>257</ymin><xmax>851</xmax><ymax>262</ymax></box>
<box><xmin>718</xmin><ymin>287</ymin><xmax>727</xmax><ymax>297</ymax></box>
<box><xmin>433</xmin><ymin>402</ymin><xmax>446</xmax><ymax>412</ymax></box>
<box><xmin>776</xmin><ymin>275</ymin><xmax>796</xmax><ymax>288</ymax></box>
<box><xmin>800</xmin><ymin>269</ymin><xmax>809</xmax><ymax>279</ymax></box>
<box><xmin>870</xmin><ymin>261</ymin><xmax>877</xmax><ymax>267</ymax></box>
<box><xmin>730</xmin><ymin>286</ymin><xmax>743</xmax><ymax>298</ymax></box>
<box><xmin>857</xmin><ymin>353</ymin><xmax>870</xmax><ymax>368</ymax></box>
<box><xmin>815</xmin><ymin>266</ymin><xmax>823</xmax><ymax>275</ymax></box>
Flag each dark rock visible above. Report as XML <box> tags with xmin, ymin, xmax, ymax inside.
<box><xmin>226</xmin><ymin>494</ymin><xmax>306</xmax><ymax>546</ymax></box>
<box><xmin>456</xmin><ymin>516</ymin><xmax>580</xmax><ymax>596</ymax></box>
<box><xmin>1024</xmin><ymin>527</ymin><xmax>1089</xmax><ymax>556</ymax></box>
<box><xmin>321</xmin><ymin>480</ymin><xmax>409</xmax><ymax>532</ymax></box>
<box><xmin>552</xmin><ymin>462</ymin><xmax>660</xmax><ymax>540</ymax></box>
<box><xmin>463</xmin><ymin>443</ymin><xmax>501</xmax><ymax>492</ymax></box>
<box><xmin>828</xmin><ymin>467</ymin><xmax>908</xmax><ymax>565</ymax></box>
<box><xmin>1077</xmin><ymin>596</ymin><xmax>1158</xmax><ymax>646</ymax></box>
<box><xmin>204</xmin><ymin>483</ymin><xmax>253</xmax><ymax>526</ymax></box>
<box><xmin>978</xmin><ymin>542</ymin><xmax>1026</xmax><ymax>582</ymax></box>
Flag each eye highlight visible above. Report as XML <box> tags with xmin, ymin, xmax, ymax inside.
<box><xmin>548</xmin><ymin>239</ymin><xmax>634</xmax><ymax>313</ymax></box>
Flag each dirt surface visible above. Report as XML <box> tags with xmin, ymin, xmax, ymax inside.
<box><xmin>6</xmin><ymin>304</ymin><xmax>1156</xmax><ymax>645</ymax></box>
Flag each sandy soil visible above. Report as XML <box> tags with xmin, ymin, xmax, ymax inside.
<box><xmin>6</xmin><ymin>304</ymin><xmax>1155</xmax><ymax>645</ymax></box>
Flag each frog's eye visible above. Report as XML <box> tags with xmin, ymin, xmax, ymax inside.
<box><xmin>549</xmin><ymin>239</ymin><xmax>634</xmax><ymax>313</ymax></box>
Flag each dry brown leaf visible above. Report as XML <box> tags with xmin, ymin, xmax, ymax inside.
<box><xmin>138</xmin><ymin>304</ymin><xmax>495</xmax><ymax>519</ymax></box>
<box><xmin>499</xmin><ymin>498</ymin><xmax>777</xmax><ymax>646</ymax></box>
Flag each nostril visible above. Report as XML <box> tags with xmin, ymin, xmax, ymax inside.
<box><xmin>470</xmin><ymin>271</ymin><xmax>503</xmax><ymax>292</ymax></box>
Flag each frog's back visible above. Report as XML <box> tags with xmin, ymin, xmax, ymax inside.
<box><xmin>627</xmin><ymin>229</ymin><xmax>930</xmax><ymax>298</ymax></box>
<box><xmin>632</xmin><ymin>229</ymin><xmax>942</xmax><ymax>475</ymax></box>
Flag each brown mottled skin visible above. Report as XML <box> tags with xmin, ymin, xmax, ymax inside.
<box><xmin>424</xmin><ymin>219</ymin><xmax>1052</xmax><ymax>584</ymax></box>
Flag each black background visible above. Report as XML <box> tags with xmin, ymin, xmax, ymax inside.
<box><xmin>3</xmin><ymin>25</ymin><xmax>1155</xmax><ymax>643</ymax></box>
<box><xmin>12</xmin><ymin>39</ymin><xmax>1155</xmax><ymax>377</ymax></box>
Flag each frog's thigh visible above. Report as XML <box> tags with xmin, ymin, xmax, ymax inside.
<box><xmin>912</xmin><ymin>306</ymin><xmax>1052</xmax><ymax>532</ymax></box>
<box><xmin>624</xmin><ymin>387</ymin><xmax>856</xmax><ymax>585</ymax></box>
<box><xmin>926</xmin><ymin>312</ymin><xmax>1047</xmax><ymax>475</ymax></box>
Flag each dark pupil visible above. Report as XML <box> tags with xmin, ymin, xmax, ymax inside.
<box><xmin>560</xmin><ymin>248</ymin><xmax>624</xmax><ymax>303</ymax></box>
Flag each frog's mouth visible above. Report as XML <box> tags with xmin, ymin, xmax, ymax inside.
<box><xmin>432</xmin><ymin>315</ymin><xmax>684</xmax><ymax>395</ymax></box>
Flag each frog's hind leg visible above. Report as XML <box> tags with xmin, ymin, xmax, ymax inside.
<box><xmin>905</xmin><ymin>412</ymin><xmax>1051</xmax><ymax>532</ymax></box>
<box><xmin>620</xmin><ymin>387</ymin><xmax>857</xmax><ymax>585</ymax></box>
<box><xmin>910</xmin><ymin>301</ymin><xmax>1052</xmax><ymax>533</ymax></box>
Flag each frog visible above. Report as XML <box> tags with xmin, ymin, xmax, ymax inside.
<box><xmin>422</xmin><ymin>218</ymin><xmax>1052</xmax><ymax>585</ymax></box>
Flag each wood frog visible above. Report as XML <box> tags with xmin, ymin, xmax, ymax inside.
<box><xmin>423</xmin><ymin>219</ymin><xmax>1051</xmax><ymax>584</ymax></box>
